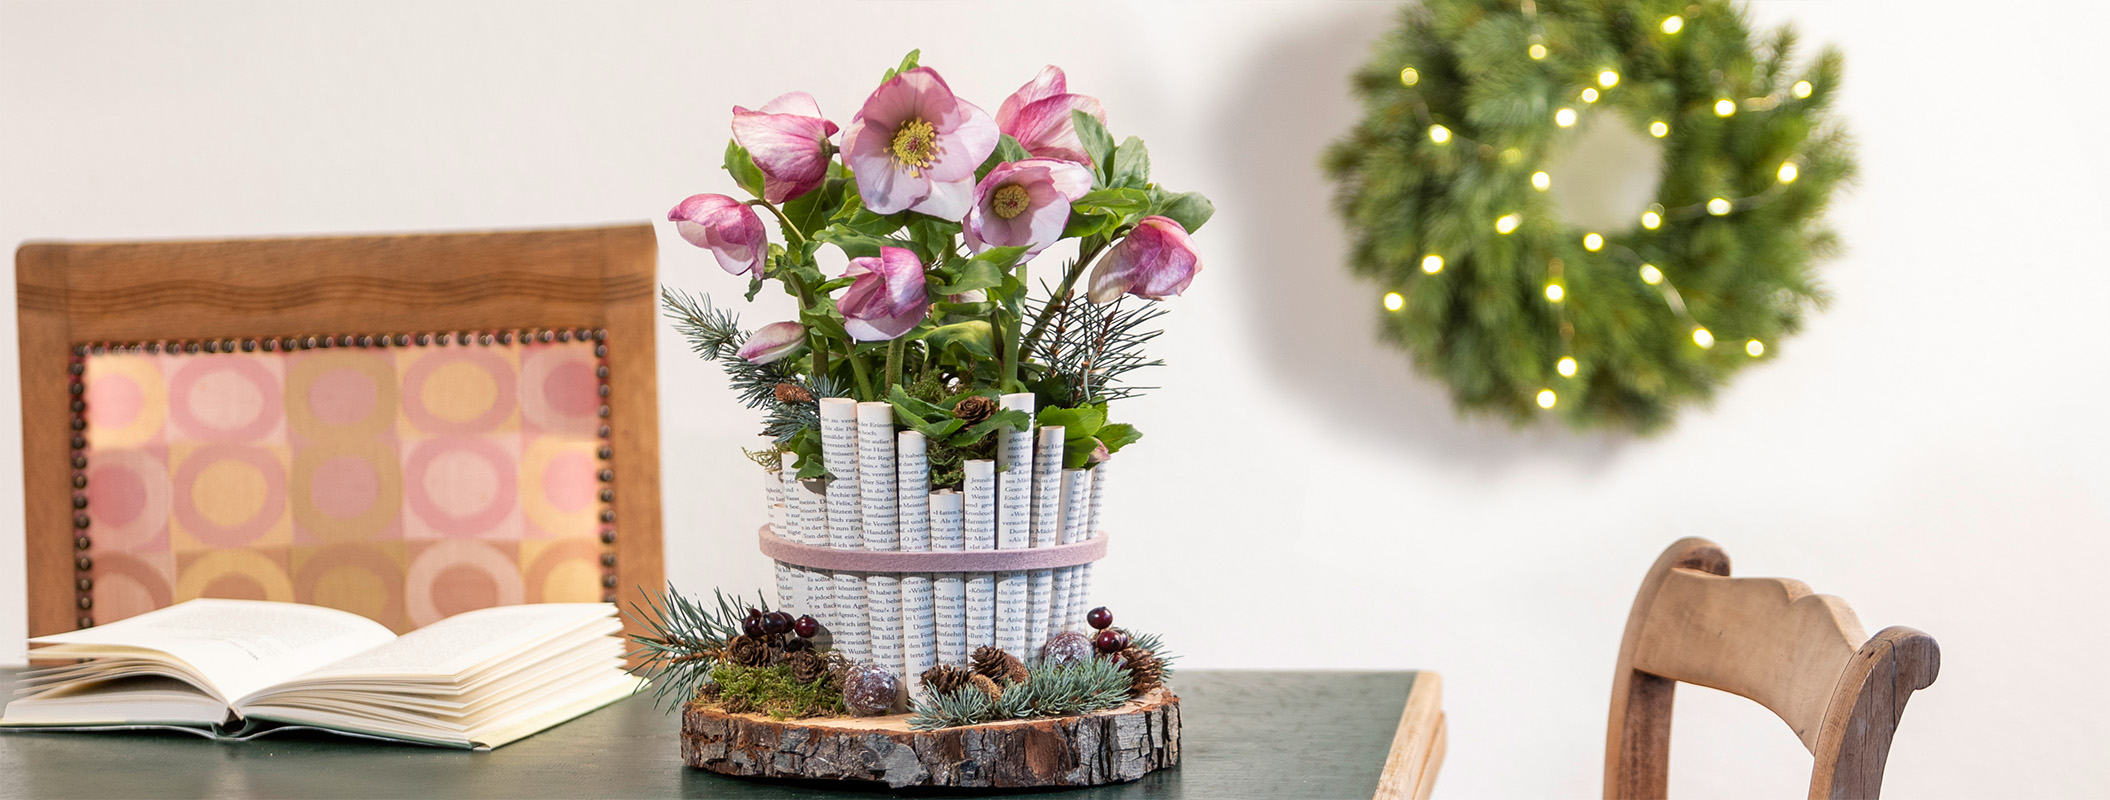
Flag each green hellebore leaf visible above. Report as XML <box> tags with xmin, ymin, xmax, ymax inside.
<box><xmin>1063</xmin><ymin>436</ymin><xmax>1099</xmax><ymax>470</ymax></box>
<box><xmin>834</xmin><ymin>205</ymin><xmax>905</xmax><ymax>238</ymax></box>
<box><xmin>883</xmin><ymin>49</ymin><xmax>921</xmax><ymax>83</ymax></box>
<box><xmin>931</xmin><ymin>259</ymin><xmax>1006</xmax><ymax>295</ymax></box>
<box><xmin>781</xmin><ymin>177</ymin><xmax>850</xmax><ymax>241</ymax></box>
<box><xmin>923</xmin><ymin>320</ymin><xmax>995</xmax><ymax>359</ymax></box>
<box><xmin>813</xmin><ymin>226</ymin><xmax>890</xmax><ymax>259</ymax></box>
<box><xmin>1035</xmin><ymin>405</ymin><xmax>1106</xmax><ymax>438</ymax></box>
<box><xmin>723</xmin><ymin>141</ymin><xmax>767</xmax><ymax>200</ymax></box>
<box><xmin>1111</xmin><ymin>136</ymin><xmax>1150</xmax><ymax>190</ymax></box>
<box><xmin>797</xmin><ymin>305</ymin><xmax>850</xmax><ymax>342</ymax></box>
<box><xmin>931</xmin><ymin>300</ymin><xmax>995</xmax><ymax>318</ymax></box>
<box><xmin>976</xmin><ymin>134</ymin><xmax>1032</xmax><ymax>183</ymax></box>
<box><xmin>1071</xmin><ymin>109</ymin><xmax>1116</xmax><ymax>183</ymax></box>
<box><xmin>1150</xmin><ymin>190</ymin><xmax>1216</xmax><ymax>234</ymax></box>
<box><xmin>1095</xmin><ymin>423</ymin><xmax>1143</xmax><ymax>453</ymax></box>
<box><xmin>1072</xmin><ymin>188</ymin><xmax>1152</xmax><ymax>219</ymax></box>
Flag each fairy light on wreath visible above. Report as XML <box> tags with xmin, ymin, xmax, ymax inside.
<box><xmin>1325</xmin><ymin>0</ymin><xmax>1852</xmax><ymax>432</ymax></box>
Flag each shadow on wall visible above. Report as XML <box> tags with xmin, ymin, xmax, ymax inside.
<box><xmin>1210</xmin><ymin>3</ymin><xmax>1625</xmax><ymax>471</ymax></box>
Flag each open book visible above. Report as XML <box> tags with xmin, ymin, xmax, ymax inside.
<box><xmin>0</xmin><ymin>599</ymin><xmax>641</xmax><ymax>749</ymax></box>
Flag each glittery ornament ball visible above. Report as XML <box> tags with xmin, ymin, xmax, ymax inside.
<box><xmin>841</xmin><ymin>660</ymin><xmax>900</xmax><ymax>716</ymax></box>
<box><xmin>1040</xmin><ymin>631</ymin><xmax>1094</xmax><ymax>666</ymax></box>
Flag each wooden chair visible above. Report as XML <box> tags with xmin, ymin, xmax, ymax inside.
<box><xmin>1605</xmin><ymin>538</ymin><xmax>1939</xmax><ymax>799</ymax></box>
<box><xmin>15</xmin><ymin>225</ymin><xmax>663</xmax><ymax>642</ymax></box>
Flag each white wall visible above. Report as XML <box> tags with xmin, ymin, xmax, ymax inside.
<box><xmin>3</xmin><ymin>2</ymin><xmax>2105</xmax><ymax>796</ymax></box>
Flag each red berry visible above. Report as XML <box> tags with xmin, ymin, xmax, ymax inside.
<box><xmin>1093</xmin><ymin>628</ymin><xmax>1128</xmax><ymax>654</ymax></box>
<box><xmin>761</xmin><ymin>610</ymin><xmax>793</xmax><ymax>636</ymax></box>
<box><xmin>745</xmin><ymin>607</ymin><xmax>763</xmax><ymax>622</ymax></box>
<box><xmin>739</xmin><ymin>616</ymin><xmax>762</xmax><ymax>638</ymax></box>
<box><xmin>793</xmin><ymin>614</ymin><xmax>820</xmax><ymax>638</ymax></box>
<box><xmin>1087</xmin><ymin>607</ymin><xmax>1113</xmax><ymax>630</ymax></box>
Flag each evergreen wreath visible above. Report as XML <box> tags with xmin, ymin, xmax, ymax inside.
<box><xmin>1326</xmin><ymin>0</ymin><xmax>1853</xmax><ymax>432</ymax></box>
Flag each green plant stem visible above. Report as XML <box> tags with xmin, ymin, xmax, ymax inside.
<box><xmin>884</xmin><ymin>337</ymin><xmax>904</xmax><ymax>392</ymax></box>
<box><xmin>1001</xmin><ymin>264</ymin><xmax>1027</xmax><ymax>391</ymax></box>
<box><xmin>849</xmin><ymin>347</ymin><xmax>876</xmax><ymax>401</ymax></box>
<box><xmin>1020</xmin><ymin>238</ymin><xmax>1110</xmax><ymax>358</ymax></box>
<box><xmin>781</xmin><ymin>271</ymin><xmax>830</xmax><ymax>382</ymax></box>
<box><xmin>745</xmin><ymin>199</ymin><xmax>805</xmax><ymax>244</ymax></box>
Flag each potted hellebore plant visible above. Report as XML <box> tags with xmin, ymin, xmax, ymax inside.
<box><xmin>648</xmin><ymin>54</ymin><xmax>1205</xmax><ymax>778</ymax></box>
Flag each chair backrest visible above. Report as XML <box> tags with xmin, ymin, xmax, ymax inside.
<box><xmin>16</xmin><ymin>225</ymin><xmax>663</xmax><ymax>642</ymax></box>
<box><xmin>1604</xmin><ymin>538</ymin><xmax>1939</xmax><ymax>800</ymax></box>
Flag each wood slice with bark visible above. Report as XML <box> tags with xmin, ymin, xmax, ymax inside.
<box><xmin>680</xmin><ymin>688</ymin><xmax>1180</xmax><ymax>789</ymax></box>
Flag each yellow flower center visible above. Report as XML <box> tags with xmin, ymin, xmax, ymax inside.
<box><xmin>992</xmin><ymin>184</ymin><xmax>1031</xmax><ymax>219</ymax></box>
<box><xmin>889</xmin><ymin>118</ymin><xmax>938</xmax><ymax>174</ymax></box>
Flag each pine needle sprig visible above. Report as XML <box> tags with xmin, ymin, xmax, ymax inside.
<box><xmin>906</xmin><ymin>657</ymin><xmax>1134</xmax><ymax>729</ymax></box>
<box><xmin>624</xmin><ymin>584</ymin><xmax>772</xmax><ymax>710</ymax></box>
<box><xmin>662</xmin><ymin>287</ymin><xmax>805</xmax><ymax>412</ymax></box>
<box><xmin>1026</xmin><ymin>292</ymin><xmax>1168</xmax><ymax>406</ymax></box>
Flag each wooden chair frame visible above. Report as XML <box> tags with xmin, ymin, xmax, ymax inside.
<box><xmin>1605</xmin><ymin>538</ymin><xmax>1939</xmax><ymax>799</ymax></box>
<box><xmin>16</xmin><ymin>224</ymin><xmax>664</xmax><ymax>640</ymax></box>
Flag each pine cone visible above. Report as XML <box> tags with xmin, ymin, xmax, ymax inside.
<box><xmin>787</xmin><ymin>649</ymin><xmax>830</xmax><ymax>685</ymax></box>
<box><xmin>969</xmin><ymin>673</ymin><xmax>1004</xmax><ymax>702</ymax></box>
<box><xmin>1119</xmin><ymin>645</ymin><xmax>1163</xmax><ymax>696</ymax></box>
<box><xmin>774</xmin><ymin>383</ymin><xmax>814</xmax><ymax>404</ymax></box>
<box><xmin>725</xmin><ymin>635</ymin><xmax>773</xmax><ymax>668</ymax></box>
<box><xmin>970</xmin><ymin>645</ymin><xmax>1028</xmax><ymax>684</ymax></box>
<box><xmin>954</xmin><ymin>395</ymin><xmax>999</xmax><ymax>425</ymax></box>
<box><xmin>921</xmin><ymin>663</ymin><xmax>975</xmax><ymax>696</ymax></box>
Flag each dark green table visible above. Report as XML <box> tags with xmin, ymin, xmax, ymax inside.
<box><xmin>0</xmin><ymin>669</ymin><xmax>1441</xmax><ymax>799</ymax></box>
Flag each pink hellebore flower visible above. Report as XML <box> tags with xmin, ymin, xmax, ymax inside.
<box><xmin>731</xmin><ymin>92</ymin><xmax>839</xmax><ymax>204</ymax></box>
<box><xmin>669</xmin><ymin>194</ymin><xmax>767</xmax><ymax>276</ymax></box>
<box><xmin>996</xmin><ymin>66</ymin><xmax>1107</xmax><ymax>166</ymax></box>
<box><xmin>837</xmin><ymin>246</ymin><xmax>930</xmax><ymax>341</ymax></box>
<box><xmin>1087</xmin><ymin>216</ymin><xmax>1203</xmax><ymax>303</ymax></box>
<box><xmin>964</xmin><ymin>158</ymin><xmax>1095</xmax><ymax>256</ymax></box>
<box><xmin>737</xmin><ymin>321</ymin><xmax>807</xmax><ymax>364</ymax></box>
<box><xmin>841</xmin><ymin>68</ymin><xmax>999</xmax><ymax>220</ymax></box>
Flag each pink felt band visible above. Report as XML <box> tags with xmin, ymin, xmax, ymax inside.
<box><xmin>758</xmin><ymin>526</ymin><xmax>1108</xmax><ymax>573</ymax></box>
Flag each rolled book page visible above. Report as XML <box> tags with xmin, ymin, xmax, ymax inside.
<box><xmin>1026</xmin><ymin>426</ymin><xmax>1065</xmax><ymax>657</ymax></box>
<box><xmin>897</xmin><ymin>431</ymin><xmax>936</xmax><ymax>691</ymax></box>
<box><xmin>819</xmin><ymin>399</ymin><xmax>867</xmax><ymax>661</ymax></box>
<box><xmin>962</xmin><ymin>459</ymin><xmax>998</xmax><ymax>653</ymax></box>
<box><xmin>779</xmin><ymin>458</ymin><xmax>805</xmax><ymax>615</ymax></box>
<box><xmin>929</xmin><ymin>490</ymin><xmax>967</xmax><ymax>667</ymax></box>
<box><xmin>795</xmin><ymin>476</ymin><xmax>833</xmax><ymax>644</ymax></box>
<box><xmin>1078</xmin><ymin>460</ymin><xmax>1109</xmax><ymax>631</ymax></box>
<box><xmin>766</xmin><ymin>466</ymin><xmax>793</xmax><ymax>612</ymax></box>
<box><xmin>856</xmin><ymin>403</ymin><xmax>902</xmax><ymax>680</ymax></box>
<box><xmin>1056</xmin><ymin>468</ymin><xmax>1092</xmax><ymax>633</ymax></box>
<box><xmin>995</xmin><ymin>394</ymin><xmax>1035</xmax><ymax>656</ymax></box>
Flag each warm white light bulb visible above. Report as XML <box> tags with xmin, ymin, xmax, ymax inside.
<box><xmin>1598</xmin><ymin>70</ymin><xmax>1620</xmax><ymax>88</ymax></box>
<box><xmin>1639</xmin><ymin>264</ymin><xmax>1663</xmax><ymax>284</ymax></box>
<box><xmin>1777</xmin><ymin>162</ymin><xmax>1799</xmax><ymax>183</ymax></box>
<box><xmin>1499</xmin><ymin>148</ymin><xmax>1523</xmax><ymax>165</ymax></box>
<box><xmin>1714</xmin><ymin>98</ymin><xmax>1737</xmax><ymax>117</ymax></box>
<box><xmin>1640</xmin><ymin>210</ymin><xmax>1663</xmax><ymax>229</ymax></box>
<box><xmin>1545</xmin><ymin>283</ymin><xmax>1565</xmax><ymax>302</ymax></box>
<box><xmin>1692</xmin><ymin>328</ymin><xmax>1715</xmax><ymax>348</ymax></box>
<box><xmin>1429</xmin><ymin>124</ymin><xmax>1452</xmax><ymax>144</ymax></box>
<box><xmin>1581</xmin><ymin>87</ymin><xmax>1600</xmax><ymax>103</ymax></box>
<box><xmin>1649</xmin><ymin>120</ymin><xmax>1669</xmax><ymax>138</ymax></box>
<box><xmin>1745</xmin><ymin>339</ymin><xmax>1765</xmax><ymax>357</ymax></box>
<box><xmin>1555</xmin><ymin>107</ymin><xmax>1578</xmax><ymax>127</ymax></box>
<box><xmin>1582</xmin><ymin>232</ymin><xmax>1604</xmax><ymax>251</ymax></box>
<box><xmin>1400</xmin><ymin>67</ymin><xmax>1420</xmax><ymax>86</ymax></box>
<box><xmin>1384</xmin><ymin>292</ymin><xmax>1405</xmax><ymax>311</ymax></box>
<box><xmin>1421</xmin><ymin>254</ymin><xmax>1445</xmax><ymax>274</ymax></box>
<box><xmin>1707</xmin><ymin>197</ymin><xmax>1732</xmax><ymax>215</ymax></box>
<box><xmin>1537</xmin><ymin>389</ymin><xmax>1558</xmax><ymax>408</ymax></box>
<box><xmin>1530</xmin><ymin>43</ymin><xmax>1548</xmax><ymax>60</ymax></box>
<box><xmin>1557</xmin><ymin>356</ymin><xmax>1577</xmax><ymax>377</ymax></box>
<box><xmin>1793</xmin><ymin>80</ymin><xmax>1813</xmax><ymax>98</ymax></box>
<box><xmin>1661</xmin><ymin>15</ymin><xmax>1684</xmax><ymax>34</ymax></box>
<box><xmin>1532</xmin><ymin>171</ymin><xmax>1551</xmax><ymax>191</ymax></box>
<box><xmin>1496</xmin><ymin>213</ymin><xmax>1522</xmax><ymax>234</ymax></box>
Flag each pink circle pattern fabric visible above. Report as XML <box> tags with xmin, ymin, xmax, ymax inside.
<box><xmin>79</xmin><ymin>340</ymin><xmax>606</xmax><ymax>632</ymax></box>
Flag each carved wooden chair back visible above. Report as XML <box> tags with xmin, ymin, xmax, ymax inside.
<box><xmin>16</xmin><ymin>225</ymin><xmax>663</xmax><ymax>642</ymax></box>
<box><xmin>1605</xmin><ymin>537</ymin><xmax>1939</xmax><ymax>800</ymax></box>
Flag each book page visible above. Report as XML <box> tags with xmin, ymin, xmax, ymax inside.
<box><xmin>270</xmin><ymin>603</ymin><xmax>616</xmax><ymax>691</ymax></box>
<box><xmin>26</xmin><ymin>599</ymin><xmax>396</xmax><ymax>703</ymax></box>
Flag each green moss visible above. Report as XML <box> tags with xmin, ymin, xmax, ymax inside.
<box><xmin>703</xmin><ymin>663</ymin><xmax>845</xmax><ymax>720</ymax></box>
